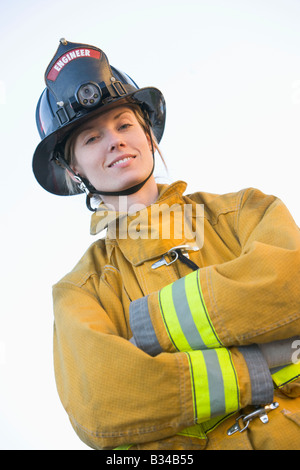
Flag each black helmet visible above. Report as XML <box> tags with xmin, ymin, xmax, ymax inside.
<box><xmin>32</xmin><ymin>38</ymin><xmax>166</xmax><ymax>196</ymax></box>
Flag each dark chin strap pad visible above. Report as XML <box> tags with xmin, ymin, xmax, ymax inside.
<box><xmin>84</xmin><ymin>161</ymin><xmax>154</xmax><ymax>211</ymax></box>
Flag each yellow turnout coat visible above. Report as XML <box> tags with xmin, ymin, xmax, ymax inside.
<box><xmin>53</xmin><ymin>181</ymin><xmax>300</xmax><ymax>450</ymax></box>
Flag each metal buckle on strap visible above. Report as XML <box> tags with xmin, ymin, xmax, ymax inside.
<box><xmin>151</xmin><ymin>245</ymin><xmax>199</xmax><ymax>269</ymax></box>
<box><xmin>227</xmin><ymin>402</ymin><xmax>279</xmax><ymax>436</ymax></box>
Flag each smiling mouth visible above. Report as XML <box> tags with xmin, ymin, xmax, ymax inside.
<box><xmin>109</xmin><ymin>155</ymin><xmax>136</xmax><ymax>168</ymax></box>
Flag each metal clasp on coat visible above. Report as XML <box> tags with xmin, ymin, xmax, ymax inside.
<box><xmin>151</xmin><ymin>245</ymin><xmax>199</xmax><ymax>269</ymax></box>
<box><xmin>151</xmin><ymin>250</ymin><xmax>179</xmax><ymax>269</ymax></box>
<box><xmin>227</xmin><ymin>402</ymin><xmax>279</xmax><ymax>436</ymax></box>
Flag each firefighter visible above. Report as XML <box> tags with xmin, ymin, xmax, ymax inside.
<box><xmin>32</xmin><ymin>39</ymin><xmax>300</xmax><ymax>450</ymax></box>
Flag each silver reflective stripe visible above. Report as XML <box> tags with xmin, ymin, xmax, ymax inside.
<box><xmin>203</xmin><ymin>349</ymin><xmax>226</xmax><ymax>417</ymax></box>
<box><xmin>186</xmin><ymin>348</ymin><xmax>239</xmax><ymax>421</ymax></box>
<box><xmin>171</xmin><ymin>277</ymin><xmax>206</xmax><ymax>350</ymax></box>
<box><xmin>238</xmin><ymin>345</ymin><xmax>274</xmax><ymax>405</ymax></box>
<box><xmin>129</xmin><ymin>296</ymin><xmax>162</xmax><ymax>356</ymax></box>
<box><xmin>158</xmin><ymin>270</ymin><xmax>222</xmax><ymax>351</ymax></box>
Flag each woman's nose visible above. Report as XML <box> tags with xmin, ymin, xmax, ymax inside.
<box><xmin>108</xmin><ymin>131</ymin><xmax>125</xmax><ymax>152</ymax></box>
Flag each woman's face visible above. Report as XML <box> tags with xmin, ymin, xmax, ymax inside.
<box><xmin>72</xmin><ymin>105</ymin><xmax>154</xmax><ymax>194</ymax></box>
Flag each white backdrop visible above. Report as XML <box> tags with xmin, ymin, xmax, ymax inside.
<box><xmin>1</xmin><ymin>0</ymin><xmax>300</xmax><ymax>449</ymax></box>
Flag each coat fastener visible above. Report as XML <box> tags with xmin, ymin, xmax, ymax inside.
<box><xmin>227</xmin><ymin>402</ymin><xmax>279</xmax><ymax>436</ymax></box>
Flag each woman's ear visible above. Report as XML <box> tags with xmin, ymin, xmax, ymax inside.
<box><xmin>66</xmin><ymin>167</ymin><xmax>80</xmax><ymax>182</ymax></box>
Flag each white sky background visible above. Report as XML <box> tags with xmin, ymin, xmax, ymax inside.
<box><xmin>0</xmin><ymin>0</ymin><xmax>300</xmax><ymax>449</ymax></box>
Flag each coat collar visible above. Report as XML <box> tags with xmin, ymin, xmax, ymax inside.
<box><xmin>90</xmin><ymin>180</ymin><xmax>188</xmax><ymax>236</ymax></box>
<box><xmin>89</xmin><ymin>180</ymin><xmax>204</xmax><ymax>266</ymax></box>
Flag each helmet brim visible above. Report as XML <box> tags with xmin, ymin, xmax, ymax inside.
<box><xmin>32</xmin><ymin>87</ymin><xmax>166</xmax><ymax>196</ymax></box>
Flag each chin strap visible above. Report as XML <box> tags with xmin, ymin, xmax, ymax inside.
<box><xmin>84</xmin><ymin>162</ymin><xmax>155</xmax><ymax>211</ymax></box>
<box><xmin>55</xmin><ymin>120</ymin><xmax>156</xmax><ymax>211</ymax></box>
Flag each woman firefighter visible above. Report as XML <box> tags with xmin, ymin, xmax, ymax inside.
<box><xmin>32</xmin><ymin>38</ymin><xmax>300</xmax><ymax>450</ymax></box>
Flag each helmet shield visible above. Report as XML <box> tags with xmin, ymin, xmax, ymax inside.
<box><xmin>32</xmin><ymin>39</ymin><xmax>166</xmax><ymax>196</ymax></box>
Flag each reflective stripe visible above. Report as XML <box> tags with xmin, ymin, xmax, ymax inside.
<box><xmin>159</xmin><ymin>281</ymin><xmax>191</xmax><ymax>351</ymax></box>
<box><xmin>271</xmin><ymin>362</ymin><xmax>300</xmax><ymax>387</ymax></box>
<box><xmin>200</xmin><ymin>413</ymin><xmax>235</xmax><ymax>434</ymax></box>
<box><xmin>159</xmin><ymin>270</ymin><xmax>222</xmax><ymax>351</ymax></box>
<box><xmin>172</xmin><ymin>277</ymin><xmax>205</xmax><ymax>349</ymax></box>
<box><xmin>186</xmin><ymin>349</ymin><xmax>240</xmax><ymax>422</ymax></box>
<box><xmin>178</xmin><ymin>423</ymin><xmax>207</xmax><ymax>439</ymax></box>
<box><xmin>114</xmin><ymin>444</ymin><xmax>133</xmax><ymax>450</ymax></box>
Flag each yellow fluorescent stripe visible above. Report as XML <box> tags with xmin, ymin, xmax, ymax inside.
<box><xmin>195</xmin><ymin>353</ymin><xmax>211</xmax><ymax>420</ymax></box>
<box><xmin>272</xmin><ymin>362</ymin><xmax>300</xmax><ymax>387</ymax></box>
<box><xmin>159</xmin><ymin>284</ymin><xmax>190</xmax><ymax>351</ymax></box>
<box><xmin>177</xmin><ymin>423</ymin><xmax>206</xmax><ymax>439</ymax></box>
<box><xmin>160</xmin><ymin>270</ymin><xmax>222</xmax><ymax>352</ymax></box>
<box><xmin>186</xmin><ymin>351</ymin><xmax>211</xmax><ymax>422</ymax></box>
<box><xmin>187</xmin><ymin>349</ymin><xmax>240</xmax><ymax>423</ymax></box>
<box><xmin>215</xmin><ymin>348</ymin><xmax>239</xmax><ymax>413</ymax></box>
<box><xmin>185</xmin><ymin>271</ymin><xmax>222</xmax><ymax>349</ymax></box>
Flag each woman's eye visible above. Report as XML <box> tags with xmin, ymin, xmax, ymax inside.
<box><xmin>119</xmin><ymin>123</ymin><xmax>132</xmax><ymax>130</ymax></box>
<box><xmin>85</xmin><ymin>136</ymin><xmax>98</xmax><ymax>145</ymax></box>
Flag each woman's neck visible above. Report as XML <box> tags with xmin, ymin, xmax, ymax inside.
<box><xmin>101</xmin><ymin>176</ymin><xmax>159</xmax><ymax>213</ymax></box>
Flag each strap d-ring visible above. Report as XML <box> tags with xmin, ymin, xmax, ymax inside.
<box><xmin>165</xmin><ymin>250</ymin><xmax>179</xmax><ymax>265</ymax></box>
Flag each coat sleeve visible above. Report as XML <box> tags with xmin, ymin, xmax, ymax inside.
<box><xmin>53</xmin><ymin>278</ymin><xmax>193</xmax><ymax>449</ymax></box>
<box><xmin>200</xmin><ymin>188</ymin><xmax>300</xmax><ymax>345</ymax></box>
<box><xmin>130</xmin><ymin>189</ymin><xmax>300</xmax><ymax>351</ymax></box>
<box><xmin>53</xmin><ymin>272</ymin><xmax>264</xmax><ymax>449</ymax></box>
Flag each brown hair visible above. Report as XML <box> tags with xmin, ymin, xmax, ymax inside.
<box><xmin>63</xmin><ymin>102</ymin><xmax>166</xmax><ymax>194</ymax></box>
